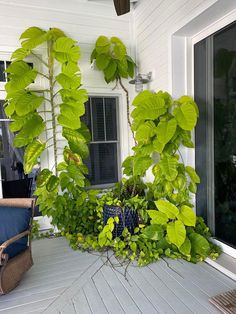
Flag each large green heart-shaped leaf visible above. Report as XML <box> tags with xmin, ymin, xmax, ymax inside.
<box><xmin>159</xmin><ymin>154</ymin><xmax>178</xmax><ymax>181</ymax></box>
<box><xmin>5</xmin><ymin>61</ymin><xmax>37</xmax><ymax>91</ymax></box>
<box><xmin>177</xmin><ymin>205</ymin><xmax>196</xmax><ymax>226</ymax></box>
<box><xmin>189</xmin><ymin>233</ymin><xmax>210</xmax><ymax>257</ymax></box>
<box><xmin>142</xmin><ymin>224</ymin><xmax>164</xmax><ymax>240</ymax></box>
<box><xmin>155</xmin><ymin>199</ymin><xmax>179</xmax><ymax>219</ymax></box>
<box><xmin>147</xmin><ymin>210</ymin><xmax>168</xmax><ymax>225</ymax></box>
<box><xmin>62</xmin><ymin>128</ymin><xmax>89</xmax><ymax>159</ymax></box>
<box><xmin>173</xmin><ymin>102</ymin><xmax>197</xmax><ymax>131</ymax></box>
<box><xmin>133</xmin><ymin>155</ymin><xmax>153</xmax><ymax>177</ymax></box>
<box><xmin>24</xmin><ymin>139</ymin><xmax>46</xmax><ymax>174</ymax></box>
<box><xmin>132</xmin><ymin>94</ymin><xmax>166</xmax><ymax>121</ymax></box>
<box><xmin>20</xmin><ymin>27</ymin><xmax>47</xmax><ymax>49</ymax></box>
<box><xmin>156</xmin><ymin>118</ymin><xmax>177</xmax><ymax>144</ymax></box>
<box><xmin>11</xmin><ymin>48</ymin><xmax>31</xmax><ymax>62</ymax></box>
<box><xmin>104</xmin><ymin>60</ymin><xmax>117</xmax><ymax>82</ymax></box>
<box><xmin>136</xmin><ymin>121</ymin><xmax>156</xmax><ymax>143</ymax></box>
<box><xmin>56</xmin><ymin>73</ymin><xmax>81</xmax><ymax>89</ymax></box>
<box><xmin>61</xmin><ymin>62</ymin><xmax>80</xmax><ymax>76</ymax></box>
<box><xmin>167</xmin><ymin>220</ymin><xmax>186</xmax><ymax>248</ymax></box>
<box><xmin>132</xmin><ymin>90</ymin><xmax>155</xmax><ymax>107</ymax></box>
<box><xmin>67</xmin><ymin>164</ymin><xmax>85</xmax><ymax>187</ymax></box>
<box><xmin>95</xmin><ymin>36</ymin><xmax>110</xmax><ymax>54</ymax></box>
<box><xmin>178</xmin><ymin>95</ymin><xmax>199</xmax><ymax>117</ymax></box>
<box><xmin>179</xmin><ymin>237</ymin><xmax>191</xmax><ymax>256</ymax></box>
<box><xmin>60</xmin><ymin>89</ymin><xmax>88</xmax><ymax>103</ymax></box>
<box><xmin>15</xmin><ymin>92</ymin><xmax>44</xmax><ymax>116</ymax></box>
<box><xmin>14</xmin><ymin>114</ymin><xmax>45</xmax><ymax>147</ymax></box>
<box><xmin>9</xmin><ymin>113</ymin><xmax>34</xmax><ymax>132</ymax></box>
<box><xmin>96</xmin><ymin>54</ymin><xmax>111</xmax><ymax>70</ymax></box>
<box><xmin>58</xmin><ymin>107</ymin><xmax>82</xmax><ymax>129</ymax></box>
<box><xmin>53</xmin><ymin>37</ymin><xmax>80</xmax><ymax>63</ymax></box>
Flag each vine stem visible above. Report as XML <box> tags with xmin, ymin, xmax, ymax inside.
<box><xmin>31</xmin><ymin>51</ymin><xmax>49</xmax><ymax>68</ymax></box>
<box><xmin>48</xmin><ymin>40</ymin><xmax>58</xmax><ymax>176</ymax></box>
<box><xmin>118</xmin><ymin>77</ymin><xmax>137</xmax><ymax>145</ymax></box>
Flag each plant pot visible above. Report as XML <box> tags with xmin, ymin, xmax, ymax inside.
<box><xmin>103</xmin><ymin>204</ymin><xmax>139</xmax><ymax>237</ymax></box>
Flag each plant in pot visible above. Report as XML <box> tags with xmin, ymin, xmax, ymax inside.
<box><xmin>122</xmin><ymin>90</ymin><xmax>221</xmax><ymax>263</ymax></box>
<box><xmin>102</xmin><ymin>177</ymin><xmax>147</xmax><ymax>238</ymax></box>
<box><xmin>4</xmin><ymin>26</ymin><xmax>91</xmax><ymax>234</ymax></box>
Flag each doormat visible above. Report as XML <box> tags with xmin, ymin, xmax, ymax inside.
<box><xmin>209</xmin><ymin>289</ymin><xmax>236</xmax><ymax>314</ymax></box>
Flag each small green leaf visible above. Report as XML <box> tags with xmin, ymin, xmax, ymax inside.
<box><xmin>155</xmin><ymin>199</ymin><xmax>179</xmax><ymax>219</ymax></box>
<box><xmin>24</xmin><ymin>139</ymin><xmax>45</xmax><ymax>173</ymax></box>
<box><xmin>177</xmin><ymin>205</ymin><xmax>196</xmax><ymax>227</ymax></box>
<box><xmin>185</xmin><ymin>166</ymin><xmax>200</xmax><ymax>183</ymax></box>
<box><xmin>36</xmin><ymin>169</ymin><xmax>52</xmax><ymax>187</ymax></box>
<box><xmin>167</xmin><ymin>220</ymin><xmax>186</xmax><ymax>248</ymax></box>
<box><xmin>173</xmin><ymin>102</ymin><xmax>197</xmax><ymax>131</ymax></box>
<box><xmin>104</xmin><ymin>60</ymin><xmax>117</xmax><ymax>82</ymax></box>
<box><xmin>46</xmin><ymin>175</ymin><xmax>59</xmax><ymax>192</ymax></box>
<box><xmin>142</xmin><ymin>224</ymin><xmax>164</xmax><ymax>240</ymax></box>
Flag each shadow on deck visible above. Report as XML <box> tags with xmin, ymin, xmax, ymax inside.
<box><xmin>0</xmin><ymin>237</ymin><xmax>235</xmax><ymax>314</ymax></box>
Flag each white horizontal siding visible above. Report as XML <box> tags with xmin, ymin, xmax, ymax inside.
<box><xmin>0</xmin><ymin>0</ymin><xmax>133</xmax><ymax>89</ymax></box>
<box><xmin>133</xmin><ymin>0</ymin><xmax>216</xmax><ymax>91</ymax></box>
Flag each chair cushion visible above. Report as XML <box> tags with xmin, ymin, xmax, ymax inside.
<box><xmin>0</xmin><ymin>206</ymin><xmax>32</xmax><ymax>259</ymax></box>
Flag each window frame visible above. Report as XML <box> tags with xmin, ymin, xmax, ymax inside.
<box><xmin>86</xmin><ymin>95</ymin><xmax>121</xmax><ymax>189</ymax></box>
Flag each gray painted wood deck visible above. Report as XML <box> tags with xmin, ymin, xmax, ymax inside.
<box><xmin>0</xmin><ymin>238</ymin><xmax>235</xmax><ymax>314</ymax></box>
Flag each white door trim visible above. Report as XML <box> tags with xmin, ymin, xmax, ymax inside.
<box><xmin>170</xmin><ymin>3</ymin><xmax>236</xmax><ymax>257</ymax></box>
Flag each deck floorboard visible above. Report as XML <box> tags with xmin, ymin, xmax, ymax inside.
<box><xmin>0</xmin><ymin>237</ymin><xmax>235</xmax><ymax>313</ymax></box>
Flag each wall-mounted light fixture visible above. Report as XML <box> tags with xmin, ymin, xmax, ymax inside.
<box><xmin>129</xmin><ymin>72</ymin><xmax>152</xmax><ymax>92</ymax></box>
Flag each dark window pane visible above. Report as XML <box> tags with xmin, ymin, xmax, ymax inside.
<box><xmin>194</xmin><ymin>21</ymin><xmax>236</xmax><ymax>248</ymax></box>
<box><xmin>0</xmin><ymin>61</ymin><xmax>5</xmax><ymax>82</ymax></box>
<box><xmin>105</xmin><ymin>98</ymin><xmax>117</xmax><ymax>140</ymax></box>
<box><xmin>86</xmin><ymin>143</ymin><xmax>118</xmax><ymax>185</ymax></box>
<box><xmin>213</xmin><ymin>22</ymin><xmax>236</xmax><ymax>247</ymax></box>
<box><xmin>91</xmin><ymin>97</ymin><xmax>105</xmax><ymax>141</ymax></box>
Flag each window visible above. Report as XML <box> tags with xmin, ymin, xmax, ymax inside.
<box><xmin>194</xmin><ymin>21</ymin><xmax>236</xmax><ymax>248</ymax></box>
<box><xmin>82</xmin><ymin>96</ymin><xmax>120</xmax><ymax>186</ymax></box>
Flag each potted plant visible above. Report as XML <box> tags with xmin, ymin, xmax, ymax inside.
<box><xmin>102</xmin><ymin>177</ymin><xmax>147</xmax><ymax>237</ymax></box>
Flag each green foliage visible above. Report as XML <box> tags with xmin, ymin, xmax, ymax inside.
<box><xmin>91</xmin><ymin>35</ymin><xmax>136</xmax><ymax>140</ymax></box>
<box><xmin>4</xmin><ymin>26</ymin><xmax>90</xmax><ymax>222</ymax></box>
<box><xmin>91</xmin><ymin>35</ymin><xmax>135</xmax><ymax>83</ymax></box>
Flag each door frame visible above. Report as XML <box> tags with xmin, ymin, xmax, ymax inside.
<box><xmin>170</xmin><ymin>4</ymin><xmax>236</xmax><ymax>256</ymax></box>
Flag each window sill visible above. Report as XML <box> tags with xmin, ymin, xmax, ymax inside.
<box><xmin>206</xmin><ymin>253</ymin><xmax>236</xmax><ymax>281</ymax></box>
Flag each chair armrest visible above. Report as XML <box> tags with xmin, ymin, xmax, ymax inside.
<box><xmin>0</xmin><ymin>230</ymin><xmax>30</xmax><ymax>266</ymax></box>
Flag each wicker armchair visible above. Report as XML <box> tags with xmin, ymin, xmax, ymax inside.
<box><xmin>0</xmin><ymin>198</ymin><xmax>35</xmax><ymax>295</ymax></box>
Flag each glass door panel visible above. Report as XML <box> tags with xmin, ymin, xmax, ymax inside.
<box><xmin>194</xmin><ymin>22</ymin><xmax>236</xmax><ymax>248</ymax></box>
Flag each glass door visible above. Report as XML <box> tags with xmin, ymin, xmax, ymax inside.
<box><xmin>194</xmin><ymin>21</ymin><xmax>236</xmax><ymax>248</ymax></box>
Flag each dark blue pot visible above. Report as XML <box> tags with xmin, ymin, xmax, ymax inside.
<box><xmin>103</xmin><ymin>205</ymin><xmax>139</xmax><ymax>237</ymax></box>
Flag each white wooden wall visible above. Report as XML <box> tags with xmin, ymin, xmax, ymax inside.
<box><xmin>133</xmin><ymin>0</ymin><xmax>217</xmax><ymax>92</ymax></box>
<box><xmin>0</xmin><ymin>0</ymin><xmax>136</xmax><ymax>171</ymax></box>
